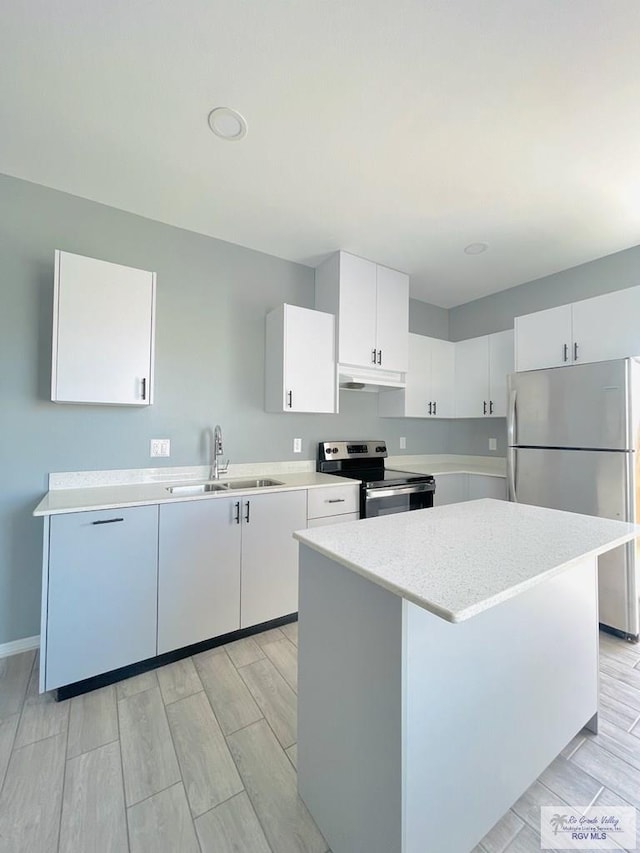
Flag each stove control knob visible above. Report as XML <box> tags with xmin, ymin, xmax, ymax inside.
<box><xmin>331</xmin><ymin>447</ymin><xmax>339</xmax><ymax>454</ymax></box>
<box><xmin>375</xmin><ymin>445</ymin><xmax>385</xmax><ymax>452</ymax></box>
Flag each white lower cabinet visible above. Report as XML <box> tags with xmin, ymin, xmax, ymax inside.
<box><xmin>433</xmin><ymin>474</ymin><xmax>506</xmax><ymax>507</ymax></box>
<box><xmin>240</xmin><ymin>490</ymin><xmax>308</xmax><ymax>628</ymax></box>
<box><xmin>158</xmin><ymin>499</ymin><xmax>241</xmax><ymax>654</ymax></box>
<box><xmin>45</xmin><ymin>506</ymin><xmax>158</xmax><ymax>691</ymax></box>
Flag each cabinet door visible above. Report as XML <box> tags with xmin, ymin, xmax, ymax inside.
<box><xmin>284</xmin><ymin>305</ymin><xmax>336</xmax><ymax>413</ymax></box>
<box><xmin>403</xmin><ymin>334</ymin><xmax>432</xmax><ymax>417</ymax></box>
<box><xmin>467</xmin><ymin>476</ymin><xmax>507</xmax><ymax>501</ymax></box>
<box><xmin>337</xmin><ymin>253</ymin><xmax>378</xmax><ymax>368</ymax></box>
<box><xmin>433</xmin><ymin>475</ymin><xmax>468</xmax><ymax>506</ymax></box>
<box><xmin>375</xmin><ymin>265</ymin><xmax>409</xmax><ymax>372</ymax></box>
<box><xmin>46</xmin><ymin>506</ymin><xmax>158</xmax><ymax>690</ymax></box>
<box><xmin>488</xmin><ymin>330</ymin><xmax>514</xmax><ymax>417</ymax></box>
<box><xmin>240</xmin><ymin>490</ymin><xmax>307</xmax><ymax>628</ymax></box>
<box><xmin>455</xmin><ymin>337</ymin><xmax>489</xmax><ymax>418</ymax></box>
<box><xmin>571</xmin><ymin>286</ymin><xmax>640</xmax><ymax>364</ymax></box>
<box><xmin>52</xmin><ymin>251</ymin><xmax>155</xmax><ymax>405</ymax></box>
<box><xmin>430</xmin><ymin>338</ymin><xmax>455</xmax><ymax>418</ymax></box>
<box><xmin>158</xmin><ymin>499</ymin><xmax>241</xmax><ymax>654</ymax></box>
<box><xmin>514</xmin><ymin>304</ymin><xmax>572</xmax><ymax>372</ymax></box>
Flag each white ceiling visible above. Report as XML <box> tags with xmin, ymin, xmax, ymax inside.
<box><xmin>2</xmin><ymin>1</ymin><xmax>640</xmax><ymax>308</ymax></box>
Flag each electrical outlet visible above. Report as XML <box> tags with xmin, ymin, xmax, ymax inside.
<box><xmin>489</xmin><ymin>437</ymin><xmax>497</xmax><ymax>451</ymax></box>
<box><xmin>293</xmin><ymin>438</ymin><xmax>302</xmax><ymax>453</ymax></box>
<box><xmin>150</xmin><ymin>439</ymin><xmax>170</xmax><ymax>458</ymax></box>
<box><xmin>399</xmin><ymin>436</ymin><xmax>407</xmax><ymax>450</ymax></box>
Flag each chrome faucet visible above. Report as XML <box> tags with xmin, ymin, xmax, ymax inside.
<box><xmin>211</xmin><ymin>424</ymin><xmax>229</xmax><ymax>480</ymax></box>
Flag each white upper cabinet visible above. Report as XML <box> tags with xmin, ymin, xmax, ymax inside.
<box><xmin>515</xmin><ymin>286</ymin><xmax>640</xmax><ymax>372</ymax></box>
<box><xmin>315</xmin><ymin>251</ymin><xmax>409</xmax><ymax>374</ymax></box>
<box><xmin>455</xmin><ymin>330</ymin><xmax>514</xmax><ymax>418</ymax></box>
<box><xmin>515</xmin><ymin>304</ymin><xmax>573</xmax><ymax>371</ymax></box>
<box><xmin>52</xmin><ymin>250</ymin><xmax>156</xmax><ymax>405</ymax></box>
<box><xmin>265</xmin><ymin>304</ymin><xmax>336</xmax><ymax>413</ymax></box>
<box><xmin>379</xmin><ymin>334</ymin><xmax>454</xmax><ymax>418</ymax></box>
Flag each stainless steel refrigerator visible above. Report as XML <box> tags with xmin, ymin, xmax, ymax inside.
<box><xmin>507</xmin><ymin>358</ymin><xmax>640</xmax><ymax>641</ymax></box>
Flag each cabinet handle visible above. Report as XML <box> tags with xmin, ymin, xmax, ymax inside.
<box><xmin>377</xmin><ymin>349</ymin><xmax>382</xmax><ymax>365</ymax></box>
<box><xmin>92</xmin><ymin>518</ymin><xmax>124</xmax><ymax>525</ymax></box>
<box><xmin>563</xmin><ymin>343</ymin><xmax>569</xmax><ymax>363</ymax></box>
<box><xmin>244</xmin><ymin>501</ymin><xmax>251</xmax><ymax>523</ymax></box>
<box><xmin>287</xmin><ymin>390</ymin><xmax>293</xmax><ymax>408</ymax></box>
<box><xmin>483</xmin><ymin>400</ymin><xmax>487</xmax><ymax>415</ymax></box>
<box><xmin>433</xmin><ymin>400</ymin><xmax>437</xmax><ymax>416</ymax></box>
<box><xmin>489</xmin><ymin>400</ymin><xmax>494</xmax><ymax>415</ymax></box>
<box><xmin>428</xmin><ymin>401</ymin><xmax>432</xmax><ymax>415</ymax></box>
<box><xmin>141</xmin><ymin>377</ymin><xmax>147</xmax><ymax>400</ymax></box>
<box><xmin>234</xmin><ymin>501</ymin><xmax>241</xmax><ymax>524</ymax></box>
<box><xmin>574</xmin><ymin>342</ymin><xmax>579</xmax><ymax>361</ymax></box>
<box><xmin>372</xmin><ymin>348</ymin><xmax>377</xmax><ymax>364</ymax></box>
<box><xmin>326</xmin><ymin>498</ymin><xmax>345</xmax><ymax>503</ymax></box>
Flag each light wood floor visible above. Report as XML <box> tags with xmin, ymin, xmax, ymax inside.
<box><xmin>1</xmin><ymin>625</ymin><xmax>640</xmax><ymax>852</ymax></box>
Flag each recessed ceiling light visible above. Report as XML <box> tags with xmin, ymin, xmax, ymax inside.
<box><xmin>464</xmin><ymin>242</ymin><xmax>489</xmax><ymax>255</ymax></box>
<box><xmin>207</xmin><ymin>107</ymin><xmax>248</xmax><ymax>141</ymax></box>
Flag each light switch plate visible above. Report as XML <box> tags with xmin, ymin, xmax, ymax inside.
<box><xmin>293</xmin><ymin>438</ymin><xmax>302</xmax><ymax>453</ymax></box>
<box><xmin>489</xmin><ymin>437</ymin><xmax>497</xmax><ymax>451</ymax></box>
<box><xmin>150</xmin><ymin>438</ymin><xmax>170</xmax><ymax>457</ymax></box>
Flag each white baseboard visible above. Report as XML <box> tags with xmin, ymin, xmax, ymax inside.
<box><xmin>0</xmin><ymin>635</ymin><xmax>40</xmax><ymax>659</ymax></box>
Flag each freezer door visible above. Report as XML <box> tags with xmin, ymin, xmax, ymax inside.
<box><xmin>509</xmin><ymin>447</ymin><xmax>638</xmax><ymax>638</ymax></box>
<box><xmin>508</xmin><ymin>359</ymin><xmax>630</xmax><ymax>450</ymax></box>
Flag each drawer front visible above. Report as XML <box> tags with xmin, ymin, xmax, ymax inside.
<box><xmin>308</xmin><ymin>484</ymin><xmax>359</xmax><ymax>519</ymax></box>
<box><xmin>307</xmin><ymin>512</ymin><xmax>360</xmax><ymax>528</ymax></box>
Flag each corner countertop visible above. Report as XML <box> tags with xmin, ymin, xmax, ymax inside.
<box><xmin>385</xmin><ymin>454</ymin><xmax>506</xmax><ymax>478</ymax></box>
<box><xmin>294</xmin><ymin>499</ymin><xmax>638</xmax><ymax>624</ymax></box>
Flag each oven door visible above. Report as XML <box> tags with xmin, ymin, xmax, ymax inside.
<box><xmin>364</xmin><ymin>483</ymin><xmax>434</xmax><ymax>518</ymax></box>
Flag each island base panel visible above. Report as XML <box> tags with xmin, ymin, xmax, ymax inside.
<box><xmin>297</xmin><ymin>546</ymin><xmax>598</xmax><ymax>853</ymax></box>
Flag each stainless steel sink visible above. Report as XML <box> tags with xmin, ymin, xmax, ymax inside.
<box><xmin>166</xmin><ymin>483</ymin><xmax>229</xmax><ymax>494</ymax></box>
<box><xmin>223</xmin><ymin>478</ymin><xmax>283</xmax><ymax>490</ymax></box>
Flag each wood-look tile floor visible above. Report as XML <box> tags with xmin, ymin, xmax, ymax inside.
<box><xmin>1</xmin><ymin>625</ymin><xmax>640</xmax><ymax>853</ymax></box>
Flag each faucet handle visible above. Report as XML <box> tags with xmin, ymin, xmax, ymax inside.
<box><xmin>218</xmin><ymin>459</ymin><xmax>230</xmax><ymax>475</ymax></box>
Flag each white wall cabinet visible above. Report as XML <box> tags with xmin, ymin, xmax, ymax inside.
<box><xmin>455</xmin><ymin>330</ymin><xmax>514</xmax><ymax>418</ymax></box>
<box><xmin>52</xmin><ymin>250</ymin><xmax>156</xmax><ymax>405</ymax></box>
<box><xmin>515</xmin><ymin>285</ymin><xmax>640</xmax><ymax>372</ymax></box>
<box><xmin>379</xmin><ymin>334</ymin><xmax>455</xmax><ymax>418</ymax></box>
<box><xmin>158</xmin><ymin>499</ymin><xmax>241</xmax><ymax>654</ymax></box>
<box><xmin>315</xmin><ymin>251</ymin><xmax>409</xmax><ymax>373</ymax></box>
<box><xmin>265</xmin><ymin>304</ymin><xmax>337</xmax><ymax>413</ymax></box>
<box><xmin>433</xmin><ymin>474</ymin><xmax>506</xmax><ymax>507</ymax></box>
<box><xmin>44</xmin><ymin>506</ymin><xmax>158</xmax><ymax>691</ymax></box>
<box><xmin>240</xmin><ymin>490</ymin><xmax>308</xmax><ymax>628</ymax></box>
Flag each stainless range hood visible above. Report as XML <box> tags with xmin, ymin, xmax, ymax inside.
<box><xmin>338</xmin><ymin>365</ymin><xmax>406</xmax><ymax>392</ymax></box>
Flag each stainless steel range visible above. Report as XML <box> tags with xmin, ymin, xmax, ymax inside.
<box><xmin>317</xmin><ymin>440</ymin><xmax>435</xmax><ymax>519</ymax></box>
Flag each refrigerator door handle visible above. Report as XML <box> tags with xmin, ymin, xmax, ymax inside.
<box><xmin>507</xmin><ymin>388</ymin><xmax>517</xmax><ymax>446</ymax></box>
<box><xmin>507</xmin><ymin>448</ymin><xmax>518</xmax><ymax>502</ymax></box>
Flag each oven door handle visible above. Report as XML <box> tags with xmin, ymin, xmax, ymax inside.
<box><xmin>365</xmin><ymin>484</ymin><xmax>434</xmax><ymax>499</ymax></box>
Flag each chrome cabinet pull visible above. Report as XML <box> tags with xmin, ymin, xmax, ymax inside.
<box><xmin>287</xmin><ymin>390</ymin><xmax>293</xmax><ymax>408</ymax></box>
<box><xmin>326</xmin><ymin>498</ymin><xmax>345</xmax><ymax>503</ymax></box>
<box><xmin>92</xmin><ymin>518</ymin><xmax>124</xmax><ymax>525</ymax></box>
<box><xmin>244</xmin><ymin>501</ymin><xmax>251</xmax><ymax>523</ymax></box>
<box><xmin>234</xmin><ymin>501</ymin><xmax>241</xmax><ymax>524</ymax></box>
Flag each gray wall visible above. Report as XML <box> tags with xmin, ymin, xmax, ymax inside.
<box><xmin>449</xmin><ymin>245</ymin><xmax>640</xmax><ymax>341</ymax></box>
<box><xmin>0</xmin><ymin>173</ymin><xmax>451</xmax><ymax>645</ymax></box>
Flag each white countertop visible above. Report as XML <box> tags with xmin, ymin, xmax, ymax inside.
<box><xmin>33</xmin><ymin>471</ymin><xmax>350</xmax><ymax>516</ymax></box>
<box><xmin>294</xmin><ymin>499</ymin><xmax>638</xmax><ymax>623</ymax></box>
<box><xmin>386</xmin><ymin>454</ymin><xmax>506</xmax><ymax>478</ymax></box>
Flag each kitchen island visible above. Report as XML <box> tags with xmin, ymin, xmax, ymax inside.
<box><xmin>293</xmin><ymin>499</ymin><xmax>638</xmax><ymax>853</ymax></box>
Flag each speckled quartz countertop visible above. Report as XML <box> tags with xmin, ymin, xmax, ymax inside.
<box><xmin>386</xmin><ymin>454</ymin><xmax>506</xmax><ymax>477</ymax></box>
<box><xmin>294</xmin><ymin>499</ymin><xmax>639</xmax><ymax>624</ymax></box>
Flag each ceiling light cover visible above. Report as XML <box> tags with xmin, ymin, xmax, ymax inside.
<box><xmin>464</xmin><ymin>242</ymin><xmax>489</xmax><ymax>255</ymax></box>
<box><xmin>207</xmin><ymin>107</ymin><xmax>247</xmax><ymax>141</ymax></box>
